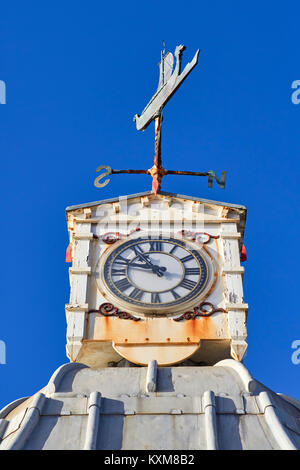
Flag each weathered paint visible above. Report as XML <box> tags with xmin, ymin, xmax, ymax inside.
<box><xmin>113</xmin><ymin>343</ymin><xmax>200</xmax><ymax>366</ymax></box>
<box><xmin>2</xmin><ymin>361</ymin><xmax>299</xmax><ymax>450</ymax></box>
<box><xmin>65</xmin><ymin>192</ymin><xmax>247</xmax><ymax>367</ymax></box>
<box><xmin>91</xmin><ymin>314</ymin><xmax>229</xmax><ymax>345</ymax></box>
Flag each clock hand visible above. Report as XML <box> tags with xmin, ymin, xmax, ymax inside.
<box><xmin>153</xmin><ymin>265</ymin><xmax>167</xmax><ymax>277</ymax></box>
<box><xmin>135</xmin><ymin>253</ymin><xmax>167</xmax><ymax>277</ymax></box>
<box><xmin>127</xmin><ymin>262</ymin><xmax>157</xmax><ymax>269</ymax></box>
<box><xmin>131</xmin><ymin>253</ymin><xmax>167</xmax><ymax>277</ymax></box>
<box><xmin>130</xmin><ymin>262</ymin><xmax>166</xmax><ymax>277</ymax></box>
<box><xmin>116</xmin><ymin>261</ymin><xmax>166</xmax><ymax>274</ymax></box>
<box><xmin>115</xmin><ymin>260</ymin><xmax>160</xmax><ymax>270</ymax></box>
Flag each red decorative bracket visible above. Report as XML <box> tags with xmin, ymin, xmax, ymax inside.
<box><xmin>88</xmin><ymin>303</ymin><xmax>141</xmax><ymax>322</ymax></box>
<box><xmin>173</xmin><ymin>302</ymin><xmax>226</xmax><ymax>321</ymax></box>
<box><xmin>102</xmin><ymin>227</ymin><xmax>141</xmax><ymax>245</ymax></box>
<box><xmin>179</xmin><ymin>230</ymin><xmax>219</xmax><ymax>245</ymax></box>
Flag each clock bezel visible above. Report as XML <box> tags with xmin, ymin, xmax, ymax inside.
<box><xmin>96</xmin><ymin>234</ymin><xmax>218</xmax><ymax>316</ymax></box>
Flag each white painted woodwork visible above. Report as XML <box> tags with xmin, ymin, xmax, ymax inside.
<box><xmin>65</xmin><ymin>193</ymin><xmax>248</xmax><ymax>366</ymax></box>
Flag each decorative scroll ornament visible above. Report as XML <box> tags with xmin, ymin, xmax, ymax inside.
<box><xmin>173</xmin><ymin>302</ymin><xmax>226</xmax><ymax>321</ymax></box>
<box><xmin>178</xmin><ymin>230</ymin><xmax>219</xmax><ymax>245</ymax></box>
<box><xmin>102</xmin><ymin>227</ymin><xmax>141</xmax><ymax>245</ymax></box>
<box><xmin>89</xmin><ymin>303</ymin><xmax>141</xmax><ymax>322</ymax></box>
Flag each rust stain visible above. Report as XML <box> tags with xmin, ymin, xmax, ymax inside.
<box><xmin>199</xmin><ymin>316</ymin><xmax>211</xmax><ymax>337</ymax></box>
<box><xmin>185</xmin><ymin>318</ymin><xmax>197</xmax><ymax>335</ymax></box>
<box><xmin>183</xmin><ymin>316</ymin><xmax>216</xmax><ymax>340</ymax></box>
<box><xmin>104</xmin><ymin>315</ymin><xmax>111</xmax><ymax>334</ymax></box>
<box><xmin>215</xmin><ymin>238</ymin><xmax>221</xmax><ymax>266</ymax></box>
<box><xmin>93</xmin><ymin>313</ymin><xmax>225</xmax><ymax>345</ymax></box>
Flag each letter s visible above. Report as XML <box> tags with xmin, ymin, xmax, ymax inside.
<box><xmin>94</xmin><ymin>165</ymin><xmax>112</xmax><ymax>188</ymax></box>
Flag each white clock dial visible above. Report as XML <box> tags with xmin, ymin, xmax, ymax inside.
<box><xmin>100</xmin><ymin>236</ymin><xmax>211</xmax><ymax>313</ymax></box>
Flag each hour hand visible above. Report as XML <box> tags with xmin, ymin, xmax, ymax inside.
<box><xmin>127</xmin><ymin>262</ymin><xmax>155</xmax><ymax>270</ymax></box>
<box><xmin>151</xmin><ymin>265</ymin><xmax>166</xmax><ymax>277</ymax></box>
<box><xmin>135</xmin><ymin>253</ymin><xmax>167</xmax><ymax>277</ymax></box>
<box><xmin>129</xmin><ymin>258</ymin><xmax>166</xmax><ymax>277</ymax></box>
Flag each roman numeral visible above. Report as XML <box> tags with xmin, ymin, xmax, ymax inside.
<box><xmin>169</xmin><ymin>245</ymin><xmax>178</xmax><ymax>255</ymax></box>
<box><xmin>112</xmin><ymin>268</ymin><xmax>127</xmax><ymax>276</ymax></box>
<box><xmin>151</xmin><ymin>292</ymin><xmax>161</xmax><ymax>303</ymax></box>
<box><xmin>185</xmin><ymin>268</ymin><xmax>200</xmax><ymax>275</ymax></box>
<box><xmin>170</xmin><ymin>289</ymin><xmax>180</xmax><ymax>300</ymax></box>
<box><xmin>115</xmin><ymin>277</ymin><xmax>132</xmax><ymax>292</ymax></box>
<box><xmin>132</xmin><ymin>244</ymin><xmax>145</xmax><ymax>255</ymax></box>
<box><xmin>131</xmin><ymin>244</ymin><xmax>151</xmax><ymax>262</ymax></box>
<box><xmin>149</xmin><ymin>240</ymin><xmax>162</xmax><ymax>251</ymax></box>
<box><xmin>129</xmin><ymin>288</ymin><xmax>144</xmax><ymax>300</ymax></box>
<box><xmin>180</xmin><ymin>254</ymin><xmax>194</xmax><ymax>263</ymax></box>
<box><xmin>114</xmin><ymin>255</ymin><xmax>130</xmax><ymax>265</ymax></box>
<box><xmin>180</xmin><ymin>278</ymin><xmax>197</xmax><ymax>290</ymax></box>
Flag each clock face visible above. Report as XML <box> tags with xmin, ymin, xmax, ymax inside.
<box><xmin>100</xmin><ymin>236</ymin><xmax>212</xmax><ymax>313</ymax></box>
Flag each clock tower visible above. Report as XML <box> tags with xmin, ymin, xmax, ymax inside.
<box><xmin>1</xmin><ymin>44</ymin><xmax>299</xmax><ymax>451</ymax></box>
<box><xmin>65</xmin><ymin>190</ymin><xmax>247</xmax><ymax>368</ymax></box>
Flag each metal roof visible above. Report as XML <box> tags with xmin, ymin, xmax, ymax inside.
<box><xmin>1</xmin><ymin>360</ymin><xmax>299</xmax><ymax>450</ymax></box>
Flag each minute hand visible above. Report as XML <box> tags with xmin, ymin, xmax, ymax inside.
<box><xmin>134</xmin><ymin>253</ymin><xmax>166</xmax><ymax>277</ymax></box>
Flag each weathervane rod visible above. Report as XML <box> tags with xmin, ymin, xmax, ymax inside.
<box><xmin>150</xmin><ymin>45</ymin><xmax>165</xmax><ymax>194</ymax></box>
<box><xmin>94</xmin><ymin>44</ymin><xmax>227</xmax><ymax>193</ymax></box>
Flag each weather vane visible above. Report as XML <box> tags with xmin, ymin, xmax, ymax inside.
<box><xmin>94</xmin><ymin>44</ymin><xmax>226</xmax><ymax>194</ymax></box>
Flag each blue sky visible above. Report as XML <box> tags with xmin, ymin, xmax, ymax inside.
<box><xmin>0</xmin><ymin>1</ymin><xmax>299</xmax><ymax>408</ymax></box>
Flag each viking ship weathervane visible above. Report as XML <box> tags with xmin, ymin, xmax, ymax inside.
<box><xmin>94</xmin><ymin>44</ymin><xmax>226</xmax><ymax>194</ymax></box>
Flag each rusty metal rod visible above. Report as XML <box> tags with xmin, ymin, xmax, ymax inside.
<box><xmin>110</xmin><ymin>169</ymin><xmax>210</xmax><ymax>177</ymax></box>
<box><xmin>111</xmin><ymin>169</ymin><xmax>148</xmax><ymax>174</ymax></box>
<box><xmin>165</xmin><ymin>170</ymin><xmax>209</xmax><ymax>176</ymax></box>
<box><xmin>94</xmin><ymin>166</ymin><xmax>226</xmax><ymax>190</ymax></box>
<box><xmin>154</xmin><ymin>114</ymin><xmax>162</xmax><ymax>169</ymax></box>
